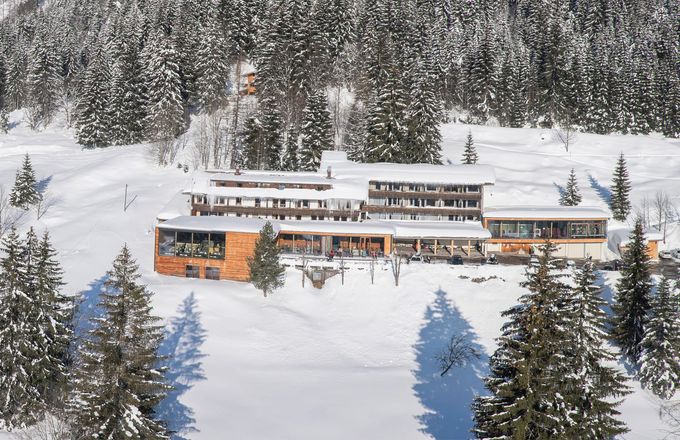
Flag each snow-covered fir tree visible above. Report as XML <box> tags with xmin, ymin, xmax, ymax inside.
<box><xmin>473</xmin><ymin>242</ymin><xmax>576</xmax><ymax>438</ymax></box>
<box><xmin>610</xmin><ymin>153</ymin><xmax>632</xmax><ymax>221</ymax></box>
<box><xmin>461</xmin><ymin>130</ymin><xmax>478</xmax><ymax>164</ymax></box>
<box><xmin>343</xmin><ymin>101</ymin><xmax>368</xmax><ymax>162</ymax></box>
<box><xmin>10</xmin><ymin>153</ymin><xmax>41</xmax><ymax>210</ymax></box>
<box><xmin>248</xmin><ymin>221</ymin><xmax>285</xmax><ymax>297</ymax></box>
<box><xmin>299</xmin><ymin>89</ymin><xmax>334</xmax><ymax>171</ymax></box>
<box><xmin>560</xmin><ymin>168</ymin><xmax>582</xmax><ymax>206</ymax></box>
<box><xmin>638</xmin><ymin>277</ymin><xmax>680</xmax><ymax>400</ymax></box>
<box><xmin>0</xmin><ymin>108</ymin><xmax>8</xmax><ymax>133</ymax></box>
<box><xmin>561</xmin><ymin>260</ymin><xmax>629</xmax><ymax>438</ymax></box>
<box><xmin>240</xmin><ymin>115</ymin><xmax>264</xmax><ymax>170</ymax></box>
<box><xmin>144</xmin><ymin>33</ymin><xmax>186</xmax><ymax>142</ymax></box>
<box><xmin>76</xmin><ymin>42</ymin><xmax>112</xmax><ymax>148</ymax></box>
<box><xmin>259</xmin><ymin>96</ymin><xmax>284</xmax><ymax>170</ymax></box>
<box><xmin>70</xmin><ymin>245</ymin><xmax>169</xmax><ymax>439</ymax></box>
<box><xmin>364</xmin><ymin>71</ymin><xmax>408</xmax><ymax>163</ymax></box>
<box><xmin>282</xmin><ymin>126</ymin><xmax>300</xmax><ymax>171</ymax></box>
<box><xmin>610</xmin><ymin>219</ymin><xmax>653</xmax><ymax>363</ymax></box>
<box><xmin>26</xmin><ymin>14</ymin><xmax>61</xmax><ymax>127</ymax></box>
<box><xmin>404</xmin><ymin>60</ymin><xmax>442</xmax><ymax>164</ymax></box>
<box><xmin>196</xmin><ymin>13</ymin><xmax>231</xmax><ymax>112</ymax></box>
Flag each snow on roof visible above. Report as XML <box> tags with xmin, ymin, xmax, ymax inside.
<box><xmin>320</xmin><ymin>151</ymin><xmax>496</xmax><ymax>185</ymax></box>
<box><xmin>158</xmin><ymin>216</ymin><xmax>490</xmax><ymax>239</ymax></box>
<box><xmin>158</xmin><ymin>216</ymin><xmax>279</xmax><ymax>234</ymax></box>
<box><xmin>191</xmin><ymin>180</ymin><xmax>368</xmax><ymax>201</ymax></box>
<box><xmin>157</xmin><ymin>191</ymin><xmax>191</xmax><ymax>221</ymax></box>
<box><xmin>209</xmin><ymin>171</ymin><xmax>333</xmax><ymax>185</ymax></box>
<box><xmin>377</xmin><ymin>220</ymin><xmax>491</xmax><ymax>239</ymax></box>
<box><xmin>608</xmin><ymin>227</ymin><xmax>663</xmax><ymax>253</ymax></box>
<box><xmin>483</xmin><ymin>206</ymin><xmax>610</xmax><ymax>220</ymax></box>
<box><xmin>278</xmin><ymin>220</ymin><xmax>394</xmax><ymax>235</ymax></box>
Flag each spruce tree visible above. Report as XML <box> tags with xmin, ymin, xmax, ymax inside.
<box><xmin>0</xmin><ymin>229</ymin><xmax>44</xmax><ymax>429</ymax></box>
<box><xmin>70</xmin><ymin>245</ymin><xmax>169</xmax><ymax>439</ymax></box>
<box><xmin>196</xmin><ymin>14</ymin><xmax>231</xmax><ymax>112</ymax></box>
<box><xmin>10</xmin><ymin>153</ymin><xmax>41</xmax><ymax>210</ymax></box>
<box><xmin>26</xmin><ymin>15</ymin><xmax>61</xmax><ymax>127</ymax></box>
<box><xmin>259</xmin><ymin>97</ymin><xmax>284</xmax><ymax>171</ymax></box>
<box><xmin>241</xmin><ymin>115</ymin><xmax>265</xmax><ymax>170</ymax></box>
<box><xmin>282</xmin><ymin>126</ymin><xmax>300</xmax><ymax>171</ymax></box>
<box><xmin>404</xmin><ymin>61</ymin><xmax>442</xmax><ymax>164</ymax></box>
<box><xmin>610</xmin><ymin>153</ymin><xmax>632</xmax><ymax>221</ymax></box>
<box><xmin>299</xmin><ymin>89</ymin><xmax>334</xmax><ymax>171</ymax></box>
<box><xmin>145</xmin><ymin>34</ymin><xmax>186</xmax><ymax>142</ymax></box>
<box><xmin>343</xmin><ymin>101</ymin><xmax>367</xmax><ymax>162</ymax></box>
<box><xmin>34</xmin><ymin>231</ymin><xmax>72</xmax><ymax>400</ymax></box>
<box><xmin>473</xmin><ymin>242</ymin><xmax>574</xmax><ymax>438</ymax></box>
<box><xmin>562</xmin><ymin>261</ymin><xmax>629</xmax><ymax>438</ymax></box>
<box><xmin>461</xmin><ymin>130</ymin><xmax>478</xmax><ymax>164</ymax></box>
<box><xmin>364</xmin><ymin>69</ymin><xmax>408</xmax><ymax>163</ymax></box>
<box><xmin>560</xmin><ymin>168</ymin><xmax>582</xmax><ymax>206</ymax></box>
<box><xmin>0</xmin><ymin>107</ymin><xmax>9</xmax><ymax>133</ymax></box>
<box><xmin>76</xmin><ymin>43</ymin><xmax>112</xmax><ymax>148</ymax></box>
<box><xmin>638</xmin><ymin>277</ymin><xmax>680</xmax><ymax>400</ymax></box>
<box><xmin>610</xmin><ymin>219</ymin><xmax>653</xmax><ymax>363</ymax></box>
<box><xmin>248</xmin><ymin>222</ymin><xmax>285</xmax><ymax>297</ymax></box>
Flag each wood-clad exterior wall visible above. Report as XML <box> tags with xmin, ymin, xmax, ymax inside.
<box><xmin>154</xmin><ymin>228</ymin><xmax>259</xmax><ymax>281</ymax></box>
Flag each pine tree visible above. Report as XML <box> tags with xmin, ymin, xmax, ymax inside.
<box><xmin>240</xmin><ymin>115</ymin><xmax>265</xmax><ymax>170</ymax></box>
<box><xmin>70</xmin><ymin>245</ymin><xmax>169</xmax><ymax>439</ymax></box>
<box><xmin>76</xmin><ymin>43</ymin><xmax>112</xmax><ymax>148</ymax></box>
<box><xmin>0</xmin><ymin>229</ymin><xmax>44</xmax><ymax>429</ymax></box>
<box><xmin>26</xmin><ymin>15</ymin><xmax>61</xmax><ymax>127</ymax></box>
<box><xmin>145</xmin><ymin>34</ymin><xmax>186</xmax><ymax>142</ymax></box>
<box><xmin>196</xmin><ymin>13</ymin><xmax>231</xmax><ymax>112</ymax></box>
<box><xmin>282</xmin><ymin>126</ymin><xmax>300</xmax><ymax>171</ymax></box>
<box><xmin>610</xmin><ymin>219</ymin><xmax>653</xmax><ymax>363</ymax></box>
<box><xmin>0</xmin><ymin>107</ymin><xmax>8</xmax><ymax>133</ymax></box>
<box><xmin>34</xmin><ymin>231</ymin><xmax>72</xmax><ymax>400</ymax></box>
<box><xmin>10</xmin><ymin>153</ymin><xmax>41</xmax><ymax>210</ymax></box>
<box><xmin>560</xmin><ymin>168</ymin><xmax>582</xmax><ymax>206</ymax></box>
<box><xmin>461</xmin><ymin>130</ymin><xmax>478</xmax><ymax>164</ymax></box>
<box><xmin>259</xmin><ymin>97</ymin><xmax>284</xmax><ymax>170</ymax></box>
<box><xmin>248</xmin><ymin>222</ymin><xmax>285</xmax><ymax>297</ymax></box>
<box><xmin>562</xmin><ymin>261</ymin><xmax>629</xmax><ymax>438</ymax></box>
<box><xmin>638</xmin><ymin>277</ymin><xmax>680</xmax><ymax>400</ymax></box>
<box><xmin>364</xmin><ymin>71</ymin><xmax>408</xmax><ymax>163</ymax></box>
<box><xmin>299</xmin><ymin>89</ymin><xmax>334</xmax><ymax>171</ymax></box>
<box><xmin>343</xmin><ymin>101</ymin><xmax>367</xmax><ymax>162</ymax></box>
<box><xmin>473</xmin><ymin>242</ymin><xmax>574</xmax><ymax>438</ymax></box>
<box><xmin>404</xmin><ymin>61</ymin><xmax>442</xmax><ymax>164</ymax></box>
<box><xmin>610</xmin><ymin>153</ymin><xmax>632</xmax><ymax>221</ymax></box>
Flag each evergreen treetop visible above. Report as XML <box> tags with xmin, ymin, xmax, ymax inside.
<box><xmin>638</xmin><ymin>276</ymin><xmax>680</xmax><ymax>400</ymax></box>
<box><xmin>248</xmin><ymin>221</ymin><xmax>285</xmax><ymax>297</ymax></box>
<box><xmin>10</xmin><ymin>153</ymin><xmax>41</xmax><ymax>210</ymax></box>
<box><xmin>462</xmin><ymin>130</ymin><xmax>478</xmax><ymax>164</ymax></box>
<box><xmin>610</xmin><ymin>153</ymin><xmax>632</xmax><ymax>221</ymax></box>
<box><xmin>560</xmin><ymin>168</ymin><xmax>582</xmax><ymax>206</ymax></box>
<box><xmin>610</xmin><ymin>218</ymin><xmax>653</xmax><ymax>363</ymax></box>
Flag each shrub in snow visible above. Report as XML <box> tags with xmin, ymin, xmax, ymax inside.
<box><xmin>10</xmin><ymin>153</ymin><xmax>41</xmax><ymax>210</ymax></box>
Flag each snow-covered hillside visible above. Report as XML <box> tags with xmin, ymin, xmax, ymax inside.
<box><xmin>1</xmin><ymin>112</ymin><xmax>679</xmax><ymax>439</ymax></box>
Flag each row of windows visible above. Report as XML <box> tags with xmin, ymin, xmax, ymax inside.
<box><xmin>486</xmin><ymin>220</ymin><xmax>606</xmax><ymax>239</ymax></box>
<box><xmin>367</xmin><ymin>198</ymin><xmax>479</xmax><ymax>208</ymax></box>
<box><xmin>197</xmin><ymin>211</ymin><xmax>352</xmax><ymax>221</ymax></box>
<box><xmin>159</xmin><ymin>230</ymin><xmax>226</xmax><ymax>259</ymax></box>
<box><xmin>370</xmin><ymin>182</ymin><xmax>481</xmax><ymax>193</ymax></box>
<box><xmin>185</xmin><ymin>265</ymin><xmax>220</xmax><ymax>280</ymax></box>
<box><xmin>369</xmin><ymin>213</ymin><xmax>478</xmax><ymax>221</ymax></box>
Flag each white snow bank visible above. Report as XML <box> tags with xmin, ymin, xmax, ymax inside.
<box><xmin>377</xmin><ymin>220</ymin><xmax>491</xmax><ymax>239</ymax></box>
<box><xmin>157</xmin><ymin>191</ymin><xmax>191</xmax><ymax>221</ymax></box>
<box><xmin>608</xmin><ymin>227</ymin><xmax>664</xmax><ymax>255</ymax></box>
<box><xmin>158</xmin><ymin>216</ymin><xmax>279</xmax><ymax>234</ymax></box>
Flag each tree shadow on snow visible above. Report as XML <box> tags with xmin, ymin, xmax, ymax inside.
<box><xmin>157</xmin><ymin>292</ymin><xmax>207</xmax><ymax>440</ymax></box>
<box><xmin>71</xmin><ymin>275</ymin><xmax>109</xmax><ymax>344</ymax></box>
<box><xmin>412</xmin><ymin>288</ymin><xmax>488</xmax><ymax>439</ymax></box>
<box><xmin>588</xmin><ymin>174</ymin><xmax>612</xmax><ymax>205</ymax></box>
<box><xmin>36</xmin><ymin>175</ymin><xmax>52</xmax><ymax>194</ymax></box>
<box><xmin>553</xmin><ymin>182</ymin><xmax>566</xmax><ymax>200</ymax></box>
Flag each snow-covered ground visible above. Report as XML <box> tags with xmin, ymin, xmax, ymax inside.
<box><xmin>1</xmin><ymin>112</ymin><xmax>679</xmax><ymax>439</ymax></box>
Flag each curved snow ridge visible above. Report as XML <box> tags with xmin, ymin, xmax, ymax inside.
<box><xmin>0</xmin><ymin>144</ymin><xmax>71</xmax><ymax>157</ymax></box>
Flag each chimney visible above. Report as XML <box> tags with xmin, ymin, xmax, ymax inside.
<box><xmin>235</xmin><ymin>168</ymin><xmax>241</xmax><ymax>176</ymax></box>
<box><xmin>326</xmin><ymin>166</ymin><xmax>332</xmax><ymax>179</ymax></box>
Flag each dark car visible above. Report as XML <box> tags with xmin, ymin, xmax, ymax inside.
<box><xmin>602</xmin><ymin>259</ymin><xmax>627</xmax><ymax>271</ymax></box>
<box><xmin>449</xmin><ymin>255</ymin><xmax>464</xmax><ymax>265</ymax></box>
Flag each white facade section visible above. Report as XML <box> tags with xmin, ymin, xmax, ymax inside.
<box><xmin>483</xmin><ymin>205</ymin><xmax>609</xmax><ymax>220</ymax></box>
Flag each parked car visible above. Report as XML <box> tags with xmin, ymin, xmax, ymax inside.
<box><xmin>449</xmin><ymin>255</ymin><xmax>464</xmax><ymax>265</ymax></box>
<box><xmin>409</xmin><ymin>254</ymin><xmax>431</xmax><ymax>263</ymax></box>
<box><xmin>485</xmin><ymin>254</ymin><xmax>499</xmax><ymax>265</ymax></box>
<box><xmin>659</xmin><ymin>250</ymin><xmax>674</xmax><ymax>260</ymax></box>
<box><xmin>603</xmin><ymin>259</ymin><xmax>627</xmax><ymax>271</ymax></box>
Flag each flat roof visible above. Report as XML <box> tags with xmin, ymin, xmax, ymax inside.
<box><xmin>483</xmin><ymin>206</ymin><xmax>610</xmax><ymax>220</ymax></box>
<box><xmin>158</xmin><ymin>216</ymin><xmax>491</xmax><ymax>239</ymax></box>
<box><xmin>209</xmin><ymin>171</ymin><xmax>333</xmax><ymax>185</ymax></box>
<box><xmin>158</xmin><ymin>216</ymin><xmax>279</xmax><ymax>234</ymax></box>
<box><xmin>380</xmin><ymin>220</ymin><xmax>491</xmax><ymax>239</ymax></box>
<box><xmin>320</xmin><ymin>151</ymin><xmax>496</xmax><ymax>185</ymax></box>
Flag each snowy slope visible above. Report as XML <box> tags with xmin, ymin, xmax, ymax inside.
<box><xmin>0</xmin><ymin>113</ymin><xmax>678</xmax><ymax>439</ymax></box>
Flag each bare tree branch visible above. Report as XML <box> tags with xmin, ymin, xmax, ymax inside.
<box><xmin>436</xmin><ymin>334</ymin><xmax>481</xmax><ymax>376</ymax></box>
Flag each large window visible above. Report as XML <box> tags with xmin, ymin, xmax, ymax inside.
<box><xmin>158</xmin><ymin>230</ymin><xmax>227</xmax><ymax>259</ymax></box>
<box><xmin>487</xmin><ymin>220</ymin><xmax>607</xmax><ymax>239</ymax></box>
<box><xmin>159</xmin><ymin>230</ymin><xmax>176</xmax><ymax>256</ymax></box>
